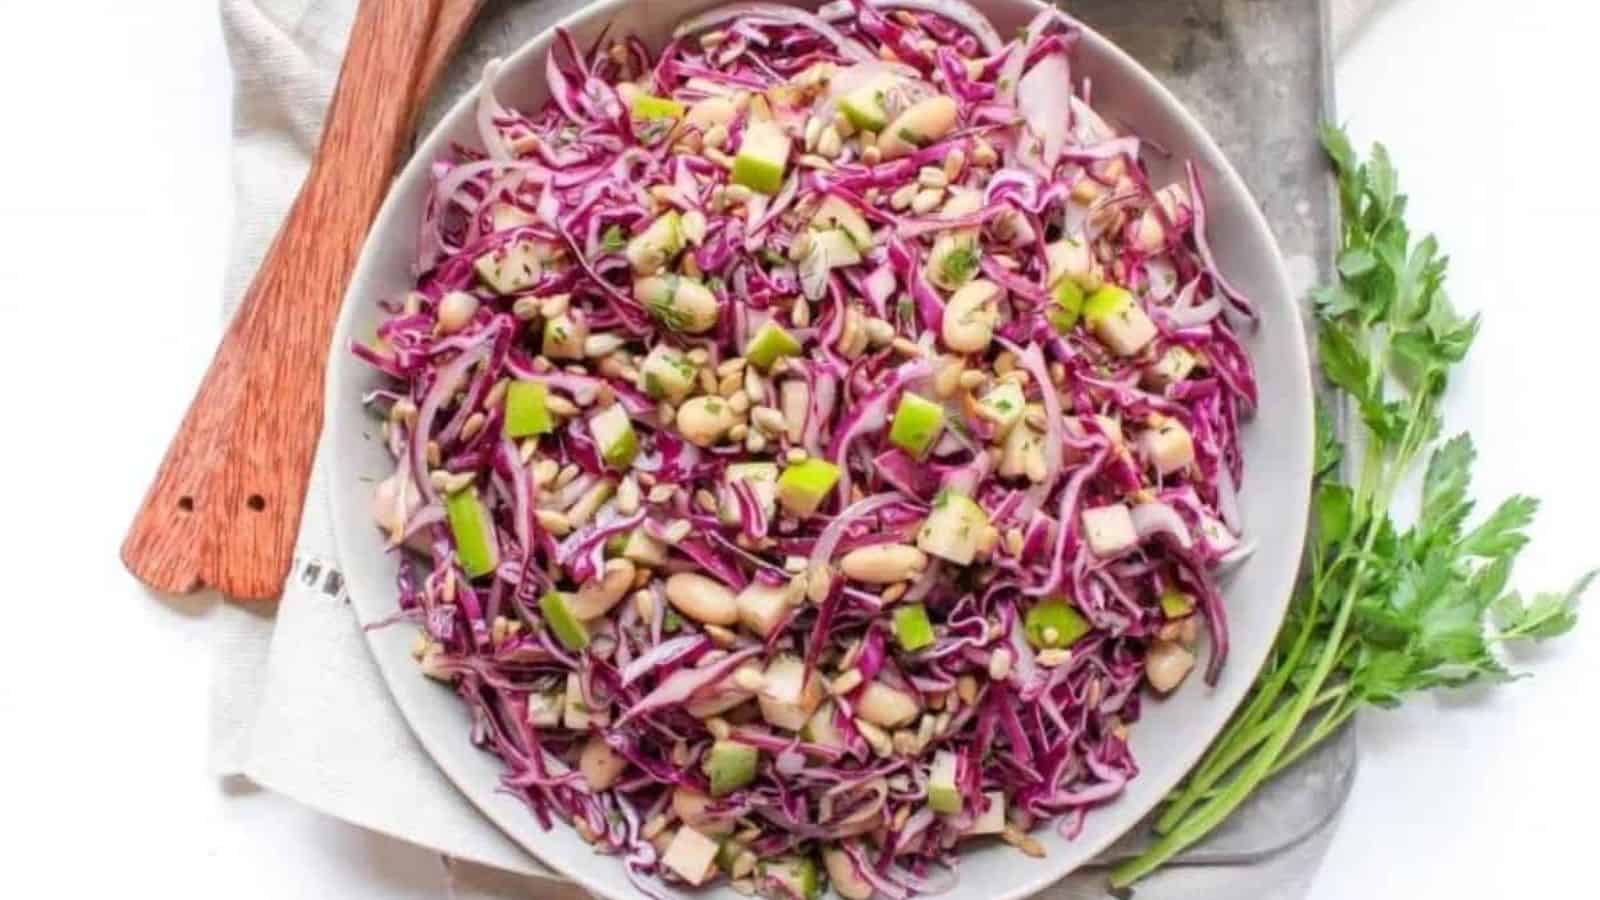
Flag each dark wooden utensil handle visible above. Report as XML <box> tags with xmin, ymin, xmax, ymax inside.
<box><xmin>122</xmin><ymin>0</ymin><xmax>446</xmax><ymax>600</ymax></box>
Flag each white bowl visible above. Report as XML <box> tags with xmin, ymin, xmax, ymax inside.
<box><xmin>326</xmin><ymin>2</ymin><xmax>1314</xmax><ymax>897</ymax></box>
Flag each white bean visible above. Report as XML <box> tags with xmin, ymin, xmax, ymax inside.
<box><xmin>569</xmin><ymin>558</ymin><xmax>636</xmax><ymax>620</ymax></box>
<box><xmin>665</xmin><ymin>572</ymin><xmax>739</xmax><ymax>626</ymax></box>
<box><xmin>839</xmin><ymin>544</ymin><xmax>927</xmax><ymax>584</ymax></box>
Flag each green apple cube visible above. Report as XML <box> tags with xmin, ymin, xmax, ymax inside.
<box><xmin>640</xmin><ymin>344</ymin><xmax>697</xmax><ymax>403</ymax></box>
<box><xmin>474</xmin><ymin>238</ymin><xmax>544</xmax><ymax>294</ymax></box>
<box><xmin>1024</xmin><ymin>598</ymin><xmax>1091</xmax><ymax>649</ymax></box>
<box><xmin>540</xmin><ymin>591</ymin><xmax>590</xmax><ymax>651</ymax></box>
<box><xmin>622</xmin><ymin>527</ymin><xmax>667</xmax><ymax>566</ymax></box>
<box><xmin>732</xmin><ymin>119</ymin><xmax>791</xmax><ymax>195</ymax></box>
<box><xmin>764</xmin><ymin>856</ymin><xmax>820</xmax><ymax>900</ymax></box>
<box><xmin>625</xmin><ymin>210</ymin><xmax>684</xmax><ymax>274</ymax></box>
<box><xmin>589</xmin><ymin>404</ymin><xmax>638</xmax><ymax>470</ymax></box>
<box><xmin>631</xmin><ymin>93</ymin><xmax>684</xmax><ymax>120</ymax></box>
<box><xmin>839</xmin><ymin>76</ymin><xmax>894</xmax><ymax>132</ymax></box>
<box><xmin>916</xmin><ymin>490</ymin><xmax>989</xmax><ymax>566</ymax></box>
<box><xmin>744</xmin><ymin>320</ymin><xmax>802</xmax><ymax>370</ymax></box>
<box><xmin>811</xmin><ymin>195</ymin><xmax>873</xmax><ymax>251</ymax></box>
<box><xmin>503</xmin><ymin>380</ymin><xmax>553</xmax><ymax>438</ymax></box>
<box><xmin>715</xmin><ymin>837</ymin><xmax>746</xmax><ymax>872</ymax></box>
<box><xmin>445</xmin><ymin>487</ymin><xmax>499</xmax><ymax>578</ymax></box>
<box><xmin>1084</xmin><ymin>284</ymin><xmax>1157</xmax><ymax>356</ymax></box>
<box><xmin>812</xmin><ymin>228</ymin><xmax>862</xmax><ymax>268</ymax></box>
<box><xmin>704</xmin><ymin>739</ymin><xmax>758</xmax><ymax>797</ymax></box>
<box><xmin>777</xmin><ymin>458</ymin><xmax>841</xmax><ymax>517</ymax></box>
<box><xmin>978</xmin><ymin>381</ymin><xmax>1026</xmax><ymax>437</ymax></box>
<box><xmin>758</xmin><ymin>654</ymin><xmax>823</xmax><ymax>732</ymax></box>
<box><xmin>662</xmin><ymin>826</ymin><xmax>719</xmax><ymax>886</ymax></box>
<box><xmin>965</xmin><ymin>790</ymin><xmax>1006</xmax><ymax>835</ymax></box>
<box><xmin>800</xmin><ymin>702</ymin><xmax>845</xmax><ymax>748</ymax></box>
<box><xmin>889</xmin><ymin>393</ymin><xmax>945</xmax><ymax>459</ymax></box>
<box><xmin>892</xmin><ymin>603</ymin><xmax>936</xmax><ymax>652</ymax></box>
<box><xmin>928</xmin><ymin>750</ymin><xmax>961</xmax><ymax>814</ymax></box>
<box><xmin>541</xmin><ymin>310</ymin><xmax>588</xmax><ymax>360</ymax></box>
<box><xmin>1049</xmin><ymin>277</ymin><xmax>1086</xmax><ymax>334</ymax></box>
<box><xmin>721</xmin><ymin>462</ymin><xmax>779</xmax><ymax>526</ymax></box>
<box><xmin>1160</xmin><ymin>589</ymin><xmax>1195</xmax><ymax>619</ymax></box>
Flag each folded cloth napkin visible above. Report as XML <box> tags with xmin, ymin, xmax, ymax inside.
<box><xmin>210</xmin><ymin>1</ymin><xmax>1380</xmax><ymax>896</ymax></box>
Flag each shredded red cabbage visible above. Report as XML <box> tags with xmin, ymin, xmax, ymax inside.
<box><xmin>357</xmin><ymin>3</ymin><xmax>1258</xmax><ymax>896</ymax></box>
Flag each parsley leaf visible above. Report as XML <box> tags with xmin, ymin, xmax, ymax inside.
<box><xmin>1113</xmin><ymin>123</ymin><xmax>1593</xmax><ymax>889</ymax></box>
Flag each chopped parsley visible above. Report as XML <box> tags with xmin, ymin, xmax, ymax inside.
<box><xmin>601</xmin><ymin>224</ymin><xmax>627</xmax><ymax>253</ymax></box>
<box><xmin>939</xmin><ymin>242</ymin><xmax>980</xmax><ymax>285</ymax></box>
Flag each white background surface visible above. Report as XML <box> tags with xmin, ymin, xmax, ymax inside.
<box><xmin>0</xmin><ymin>1</ymin><xmax>1593</xmax><ymax>897</ymax></box>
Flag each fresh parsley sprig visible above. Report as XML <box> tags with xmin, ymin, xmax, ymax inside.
<box><xmin>1110</xmin><ymin>124</ymin><xmax>1592</xmax><ymax>887</ymax></box>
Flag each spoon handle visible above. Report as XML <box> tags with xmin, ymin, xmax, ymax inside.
<box><xmin>121</xmin><ymin>0</ymin><xmax>444</xmax><ymax>600</ymax></box>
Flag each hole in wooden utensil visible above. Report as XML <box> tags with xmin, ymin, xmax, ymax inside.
<box><xmin>247</xmin><ymin>494</ymin><xmax>266</xmax><ymax>512</ymax></box>
<box><xmin>177</xmin><ymin>496</ymin><xmax>194</xmax><ymax>513</ymax></box>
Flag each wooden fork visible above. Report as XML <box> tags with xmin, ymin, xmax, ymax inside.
<box><xmin>121</xmin><ymin>0</ymin><xmax>485</xmax><ymax>601</ymax></box>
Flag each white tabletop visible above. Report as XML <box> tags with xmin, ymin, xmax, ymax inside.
<box><xmin>2</xmin><ymin>1</ymin><xmax>1593</xmax><ymax>897</ymax></box>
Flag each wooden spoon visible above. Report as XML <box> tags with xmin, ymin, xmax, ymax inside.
<box><xmin>122</xmin><ymin>0</ymin><xmax>485</xmax><ymax>601</ymax></box>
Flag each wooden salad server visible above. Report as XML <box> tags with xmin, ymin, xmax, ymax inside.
<box><xmin>122</xmin><ymin>0</ymin><xmax>486</xmax><ymax>601</ymax></box>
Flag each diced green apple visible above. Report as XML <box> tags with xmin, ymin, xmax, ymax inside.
<box><xmin>1024</xmin><ymin>598</ymin><xmax>1091</xmax><ymax>649</ymax></box>
<box><xmin>965</xmin><ymin>791</ymin><xmax>1006</xmax><ymax>836</ymax></box>
<box><xmin>639</xmin><ymin>344</ymin><xmax>697</xmax><ymax>403</ymax></box>
<box><xmin>1160</xmin><ymin>589</ymin><xmax>1195</xmax><ymax>619</ymax></box>
<box><xmin>721</xmin><ymin>461</ymin><xmax>780</xmax><ymax>527</ymax></box>
<box><xmin>893</xmin><ymin>603</ymin><xmax>936</xmax><ymax>652</ymax></box>
<box><xmin>630</xmin><ymin>93</ymin><xmax>684</xmax><ymax>120</ymax></box>
<box><xmin>732</xmin><ymin>119</ymin><xmax>791</xmax><ymax>195</ymax></box>
<box><xmin>811</xmin><ymin>195</ymin><xmax>873</xmax><ymax>251</ymax></box>
<box><xmin>927</xmin><ymin>750</ymin><xmax>961</xmax><ymax>814</ymax></box>
<box><xmin>1049</xmin><ymin>277</ymin><xmax>1086</xmax><ymax>334</ymax></box>
<box><xmin>662</xmin><ymin>825</ymin><xmax>719</xmax><ymax>886</ymax></box>
<box><xmin>525</xmin><ymin>690</ymin><xmax>563</xmax><ymax>728</ymax></box>
<box><xmin>503</xmin><ymin>380</ymin><xmax>553</xmax><ymax>438</ymax></box>
<box><xmin>489</xmin><ymin>202</ymin><xmax>536</xmax><ymax>232</ymax></box>
<box><xmin>621</xmin><ymin>527</ymin><xmax>668</xmax><ymax>566</ymax></box>
<box><xmin>704</xmin><ymin>739</ymin><xmax>759</xmax><ymax>797</ymax></box>
<box><xmin>764</xmin><ymin>856</ymin><xmax>820</xmax><ymax>900</ymax></box>
<box><xmin>854</xmin><ymin>681</ymin><xmax>919</xmax><ymax>728</ymax></box>
<box><xmin>542</xmin><ymin>310</ymin><xmax>588</xmax><ymax>359</ymax></box>
<box><xmin>563</xmin><ymin>672</ymin><xmax>609</xmax><ymax>729</ymax></box>
<box><xmin>998</xmin><ymin>405</ymin><xmax>1045</xmax><ymax>480</ymax></box>
<box><xmin>625</xmin><ymin>210</ymin><xmax>684</xmax><ymax>274</ymax></box>
<box><xmin>777</xmin><ymin>459</ymin><xmax>840</xmax><ymax>517</ymax></box>
<box><xmin>445</xmin><ymin>487</ymin><xmax>499</xmax><ymax>578</ymax></box>
<box><xmin>744</xmin><ymin>320</ymin><xmax>803</xmax><ymax>370</ymax></box>
<box><xmin>839</xmin><ymin>75</ymin><xmax>895</xmax><ymax>132</ymax></box>
<box><xmin>800</xmin><ymin>701</ymin><xmax>845</xmax><ymax>748</ymax></box>
<box><xmin>916</xmin><ymin>490</ymin><xmax>989</xmax><ymax>566</ymax></box>
<box><xmin>1144</xmin><ymin>345</ymin><xmax>1199</xmax><ymax>389</ymax></box>
<box><xmin>1082</xmin><ymin>503</ymin><xmax>1138</xmax><ymax>557</ymax></box>
<box><xmin>540</xmin><ymin>591</ymin><xmax>590</xmax><ymax>651</ymax></box>
<box><xmin>588</xmin><ymin>404</ymin><xmax>639</xmax><ymax>470</ymax></box>
<box><xmin>1140</xmin><ymin>417</ymin><xmax>1195</xmax><ymax>475</ymax></box>
<box><xmin>1084</xmin><ymin>284</ymin><xmax>1157</xmax><ymax>356</ymax></box>
<box><xmin>736</xmin><ymin>579</ymin><xmax>794</xmax><ymax>638</ymax></box>
<box><xmin>474</xmin><ymin>239</ymin><xmax>546</xmax><ymax>294</ymax></box>
<box><xmin>977</xmin><ymin>381</ymin><xmax>1026</xmax><ymax>437</ymax></box>
<box><xmin>1044</xmin><ymin>238</ymin><xmax>1098</xmax><ymax>290</ymax></box>
<box><xmin>758</xmin><ymin>655</ymin><xmax>824</xmax><ymax>732</ymax></box>
<box><xmin>889</xmin><ymin>393</ymin><xmax>945</xmax><ymax>459</ymax></box>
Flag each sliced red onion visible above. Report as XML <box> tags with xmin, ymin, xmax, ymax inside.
<box><xmin>616</xmin><ymin>646</ymin><xmax>761</xmax><ymax>725</ymax></box>
<box><xmin>619</xmin><ymin>634</ymin><xmax>710</xmax><ymax>686</ymax></box>
<box><xmin>1130</xmin><ymin>502</ymin><xmax>1194</xmax><ymax>550</ymax></box>
<box><xmin>810</xmin><ymin>492</ymin><xmax>905</xmax><ymax>573</ymax></box>
<box><xmin>1017</xmin><ymin>49</ymin><xmax>1072</xmax><ymax>172</ymax></box>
